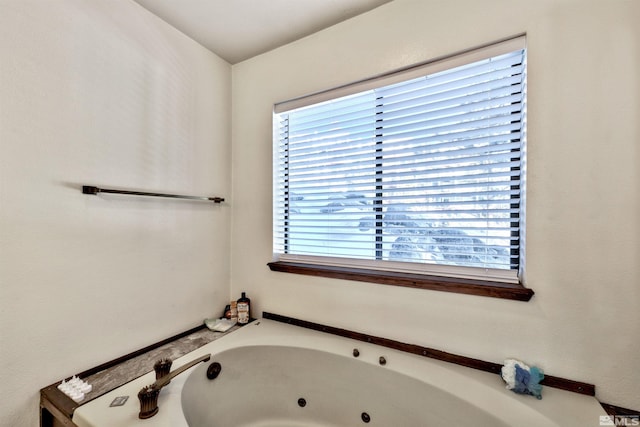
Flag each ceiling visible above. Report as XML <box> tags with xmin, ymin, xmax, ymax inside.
<box><xmin>133</xmin><ymin>0</ymin><xmax>393</xmax><ymax>64</ymax></box>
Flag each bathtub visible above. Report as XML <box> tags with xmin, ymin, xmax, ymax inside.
<box><xmin>74</xmin><ymin>318</ymin><xmax>606</xmax><ymax>427</ymax></box>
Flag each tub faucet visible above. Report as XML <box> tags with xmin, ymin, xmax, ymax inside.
<box><xmin>138</xmin><ymin>353</ymin><xmax>211</xmax><ymax>419</ymax></box>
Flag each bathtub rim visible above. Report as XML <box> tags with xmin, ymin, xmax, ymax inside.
<box><xmin>72</xmin><ymin>317</ymin><xmax>607</xmax><ymax>427</ymax></box>
<box><xmin>262</xmin><ymin>312</ymin><xmax>596</xmax><ymax>396</ymax></box>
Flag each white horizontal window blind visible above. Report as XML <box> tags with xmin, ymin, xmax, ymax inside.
<box><xmin>274</xmin><ymin>37</ymin><xmax>526</xmax><ymax>283</ymax></box>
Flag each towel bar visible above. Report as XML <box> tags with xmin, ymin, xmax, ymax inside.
<box><xmin>82</xmin><ymin>185</ymin><xmax>224</xmax><ymax>203</ymax></box>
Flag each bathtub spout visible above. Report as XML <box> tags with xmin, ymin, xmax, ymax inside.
<box><xmin>138</xmin><ymin>353</ymin><xmax>211</xmax><ymax>419</ymax></box>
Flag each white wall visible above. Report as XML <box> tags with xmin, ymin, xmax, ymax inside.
<box><xmin>231</xmin><ymin>0</ymin><xmax>640</xmax><ymax>410</ymax></box>
<box><xmin>1</xmin><ymin>0</ymin><xmax>637</xmax><ymax>424</ymax></box>
<box><xmin>0</xmin><ymin>1</ymin><xmax>231</xmax><ymax>426</ymax></box>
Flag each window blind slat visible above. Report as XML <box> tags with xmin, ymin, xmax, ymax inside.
<box><xmin>286</xmin><ymin>161</ymin><xmax>521</xmax><ymax>188</ymax></box>
<box><xmin>286</xmin><ymin>137</ymin><xmax>521</xmax><ymax>172</ymax></box>
<box><xmin>283</xmin><ymin>120</ymin><xmax>522</xmax><ymax>155</ymax></box>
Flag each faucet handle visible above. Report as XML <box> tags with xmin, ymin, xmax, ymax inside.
<box><xmin>138</xmin><ymin>385</ymin><xmax>161</xmax><ymax>419</ymax></box>
<box><xmin>153</xmin><ymin>358</ymin><xmax>172</xmax><ymax>381</ymax></box>
<box><xmin>138</xmin><ymin>353</ymin><xmax>211</xmax><ymax>419</ymax></box>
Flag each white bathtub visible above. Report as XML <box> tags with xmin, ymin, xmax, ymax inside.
<box><xmin>74</xmin><ymin>318</ymin><xmax>606</xmax><ymax>427</ymax></box>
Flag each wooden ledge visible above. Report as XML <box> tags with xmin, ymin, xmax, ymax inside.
<box><xmin>268</xmin><ymin>261</ymin><xmax>534</xmax><ymax>301</ymax></box>
<box><xmin>601</xmin><ymin>403</ymin><xmax>640</xmax><ymax>418</ymax></box>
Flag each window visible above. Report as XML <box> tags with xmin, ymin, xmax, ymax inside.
<box><xmin>270</xmin><ymin>36</ymin><xmax>532</xmax><ymax>301</ymax></box>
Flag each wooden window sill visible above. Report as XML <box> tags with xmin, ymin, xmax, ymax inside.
<box><xmin>267</xmin><ymin>261</ymin><xmax>534</xmax><ymax>301</ymax></box>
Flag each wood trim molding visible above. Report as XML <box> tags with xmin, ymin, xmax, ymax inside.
<box><xmin>268</xmin><ymin>261</ymin><xmax>534</xmax><ymax>301</ymax></box>
<box><xmin>262</xmin><ymin>312</ymin><xmax>595</xmax><ymax>396</ymax></box>
<box><xmin>601</xmin><ymin>403</ymin><xmax>640</xmax><ymax>418</ymax></box>
<box><xmin>40</xmin><ymin>387</ymin><xmax>79</xmax><ymax>427</ymax></box>
<box><xmin>75</xmin><ymin>324</ymin><xmax>206</xmax><ymax>379</ymax></box>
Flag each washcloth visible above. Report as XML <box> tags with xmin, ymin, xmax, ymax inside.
<box><xmin>501</xmin><ymin>359</ymin><xmax>544</xmax><ymax>399</ymax></box>
<box><xmin>204</xmin><ymin>318</ymin><xmax>237</xmax><ymax>332</ymax></box>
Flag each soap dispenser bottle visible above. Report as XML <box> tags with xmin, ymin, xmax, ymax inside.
<box><xmin>237</xmin><ymin>292</ymin><xmax>251</xmax><ymax>325</ymax></box>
